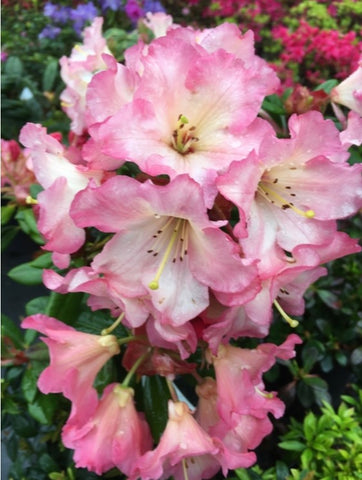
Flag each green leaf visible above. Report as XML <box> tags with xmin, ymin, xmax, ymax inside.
<box><xmin>316</xmin><ymin>289</ymin><xmax>339</xmax><ymax>309</ymax></box>
<box><xmin>275</xmin><ymin>461</ymin><xmax>290</xmax><ymax>480</ymax></box>
<box><xmin>314</xmin><ymin>79</ymin><xmax>338</xmax><ymax>93</ymax></box>
<box><xmin>45</xmin><ymin>291</ymin><xmax>84</xmax><ymax>325</ymax></box>
<box><xmin>301</xmin><ymin>447</ymin><xmax>314</xmax><ymax>469</ymax></box>
<box><xmin>1</xmin><ymin>225</ymin><xmax>19</xmax><ymax>251</ymax></box>
<box><xmin>335</xmin><ymin>350</ymin><xmax>348</xmax><ymax>367</ymax></box>
<box><xmin>262</xmin><ymin>94</ymin><xmax>286</xmax><ymax>115</ymax></box>
<box><xmin>297</xmin><ymin>379</ymin><xmax>315</xmax><ymax>408</ymax></box>
<box><xmin>15</xmin><ymin>207</ymin><xmax>44</xmax><ymax>244</ymax></box>
<box><xmin>141</xmin><ymin>376</ymin><xmax>171</xmax><ymax>442</ymax></box>
<box><xmin>39</xmin><ymin>453</ymin><xmax>59</xmax><ymax>473</ymax></box>
<box><xmin>1</xmin><ymin>314</ymin><xmax>24</xmax><ymax>349</ymax></box>
<box><xmin>21</xmin><ymin>365</ymin><xmax>40</xmax><ymax>403</ymax></box>
<box><xmin>303</xmin><ymin>412</ymin><xmax>317</xmax><ymax>441</ymax></box>
<box><xmin>278</xmin><ymin>440</ymin><xmax>306</xmax><ymax>451</ymax></box>
<box><xmin>8</xmin><ymin>262</ymin><xmax>44</xmax><ymax>285</ymax></box>
<box><xmin>42</xmin><ymin>59</ymin><xmax>58</xmax><ymax>92</ymax></box>
<box><xmin>1</xmin><ymin>204</ymin><xmax>17</xmax><ymax>225</ymax></box>
<box><xmin>12</xmin><ymin>413</ymin><xmax>38</xmax><ymax>437</ymax></box>
<box><xmin>28</xmin><ymin>392</ymin><xmax>59</xmax><ymax>424</ymax></box>
<box><xmin>7</xmin><ymin>253</ymin><xmax>52</xmax><ymax>286</ymax></box>
<box><xmin>25</xmin><ymin>296</ymin><xmax>49</xmax><ymax>316</ymax></box>
<box><xmin>4</xmin><ymin>56</ymin><xmax>23</xmax><ymax>76</ymax></box>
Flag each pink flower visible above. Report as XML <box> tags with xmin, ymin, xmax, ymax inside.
<box><xmin>217</xmin><ymin>112</ymin><xmax>362</xmax><ymax>265</ymax></box>
<box><xmin>195</xmin><ymin>377</ymin><xmax>265</xmax><ymax>469</ymax></box>
<box><xmin>208</xmin><ymin>335</ymin><xmax>302</xmax><ymax>424</ymax></box>
<box><xmin>19</xmin><ymin>123</ymin><xmax>104</xmax><ymax>265</ymax></box>
<box><xmin>132</xmin><ymin>401</ymin><xmax>219</xmax><ymax>480</ymax></box>
<box><xmin>60</xmin><ymin>17</ymin><xmax>112</xmax><ymax>134</ymax></box>
<box><xmin>70</xmin><ymin>174</ymin><xmax>259</xmax><ymax>328</ymax></box>
<box><xmin>340</xmin><ymin>111</ymin><xmax>362</xmax><ymax>148</ymax></box>
<box><xmin>94</xmin><ymin>29</ymin><xmax>277</xmax><ymax>204</ymax></box>
<box><xmin>65</xmin><ymin>383</ymin><xmax>152</xmax><ymax>475</ymax></box>
<box><xmin>21</xmin><ymin>314</ymin><xmax>120</xmax><ymax>426</ymax></box>
<box><xmin>142</xmin><ymin>11</ymin><xmax>175</xmax><ymax>37</ymax></box>
<box><xmin>331</xmin><ymin>61</ymin><xmax>362</xmax><ymax>116</ymax></box>
<box><xmin>1</xmin><ymin>138</ymin><xmax>36</xmax><ymax>203</ymax></box>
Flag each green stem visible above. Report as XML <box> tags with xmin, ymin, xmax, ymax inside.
<box><xmin>101</xmin><ymin>312</ymin><xmax>125</xmax><ymax>336</ymax></box>
<box><xmin>122</xmin><ymin>349</ymin><xmax>151</xmax><ymax>388</ymax></box>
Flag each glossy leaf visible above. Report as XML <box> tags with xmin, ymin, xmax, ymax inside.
<box><xmin>141</xmin><ymin>375</ymin><xmax>171</xmax><ymax>443</ymax></box>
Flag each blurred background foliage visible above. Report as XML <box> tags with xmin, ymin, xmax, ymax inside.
<box><xmin>1</xmin><ymin>1</ymin><xmax>362</xmax><ymax>479</ymax></box>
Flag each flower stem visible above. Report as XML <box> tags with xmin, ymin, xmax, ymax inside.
<box><xmin>101</xmin><ymin>312</ymin><xmax>125</xmax><ymax>336</ymax></box>
<box><xmin>122</xmin><ymin>348</ymin><xmax>151</xmax><ymax>387</ymax></box>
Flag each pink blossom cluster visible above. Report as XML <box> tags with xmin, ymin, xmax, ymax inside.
<box><xmin>272</xmin><ymin>20</ymin><xmax>362</xmax><ymax>85</ymax></box>
<box><xmin>19</xmin><ymin>15</ymin><xmax>362</xmax><ymax>479</ymax></box>
<box><xmin>1</xmin><ymin>138</ymin><xmax>36</xmax><ymax>204</ymax></box>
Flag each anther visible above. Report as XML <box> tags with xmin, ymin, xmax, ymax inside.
<box><xmin>273</xmin><ymin>300</ymin><xmax>299</xmax><ymax>328</ymax></box>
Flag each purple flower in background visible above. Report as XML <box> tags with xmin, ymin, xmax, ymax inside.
<box><xmin>43</xmin><ymin>1</ymin><xmax>58</xmax><ymax>18</ymax></box>
<box><xmin>99</xmin><ymin>0</ymin><xmax>123</xmax><ymax>11</ymax></box>
<box><xmin>43</xmin><ymin>2</ymin><xmax>71</xmax><ymax>24</ymax></box>
<box><xmin>39</xmin><ymin>25</ymin><xmax>62</xmax><ymax>39</ymax></box>
<box><xmin>70</xmin><ymin>2</ymin><xmax>98</xmax><ymax>34</ymax></box>
<box><xmin>1</xmin><ymin>50</ymin><xmax>8</xmax><ymax>62</ymax></box>
<box><xmin>125</xmin><ymin>0</ymin><xmax>144</xmax><ymax>22</ymax></box>
<box><xmin>143</xmin><ymin>0</ymin><xmax>165</xmax><ymax>13</ymax></box>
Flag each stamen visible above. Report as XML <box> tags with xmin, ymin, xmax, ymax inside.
<box><xmin>255</xmin><ymin>386</ymin><xmax>274</xmax><ymax>398</ymax></box>
<box><xmin>258</xmin><ymin>184</ymin><xmax>315</xmax><ymax>218</ymax></box>
<box><xmin>182</xmin><ymin>458</ymin><xmax>190</xmax><ymax>480</ymax></box>
<box><xmin>273</xmin><ymin>300</ymin><xmax>299</xmax><ymax>328</ymax></box>
<box><xmin>149</xmin><ymin>218</ymin><xmax>182</xmax><ymax>290</ymax></box>
<box><xmin>171</xmin><ymin>114</ymin><xmax>199</xmax><ymax>154</ymax></box>
<box><xmin>26</xmin><ymin>196</ymin><xmax>38</xmax><ymax>205</ymax></box>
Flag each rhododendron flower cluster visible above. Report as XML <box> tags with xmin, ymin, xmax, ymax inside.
<box><xmin>18</xmin><ymin>15</ymin><xmax>362</xmax><ymax>479</ymax></box>
<box><xmin>272</xmin><ymin>20</ymin><xmax>362</xmax><ymax>85</ymax></box>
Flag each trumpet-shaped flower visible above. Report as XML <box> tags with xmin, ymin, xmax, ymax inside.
<box><xmin>217</xmin><ymin>112</ymin><xmax>362</xmax><ymax>263</ymax></box>
<box><xmin>70</xmin><ymin>174</ymin><xmax>259</xmax><ymax>327</ymax></box>
<box><xmin>21</xmin><ymin>314</ymin><xmax>120</xmax><ymax>426</ymax></box>
<box><xmin>95</xmin><ymin>32</ymin><xmax>277</xmax><ymax>204</ymax></box>
<box><xmin>208</xmin><ymin>335</ymin><xmax>302</xmax><ymax>424</ymax></box>
<box><xmin>131</xmin><ymin>401</ymin><xmax>219</xmax><ymax>480</ymax></box>
<box><xmin>65</xmin><ymin>383</ymin><xmax>152</xmax><ymax>475</ymax></box>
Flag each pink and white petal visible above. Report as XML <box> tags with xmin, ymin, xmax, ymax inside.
<box><xmin>37</xmin><ymin>178</ymin><xmax>85</xmax><ymax>254</ymax></box>
<box><xmin>86</xmin><ymin>55</ymin><xmax>137</xmax><ymax>126</ymax></box>
<box><xmin>144</xmin><ymin>257</ymin><xmax>210</xmax><ymax>326</ymax></box>
<box><xmin>71</xmin><ymin>175</ymin><xmax>152</xmax><ymax>232</ymax></box>
<box><xmin>340</xmin><ymin>111</ymin><xmax>362</xmax><ymax>148</ymax></box>
<box><xmin>189</xmin><ymin>227</ymin><xmax>259</xmax><ymax>296</ymax></box>
<box><xmin>268</xmin><ymin>156</ymin><xmax>362</xmax><ymax>220</ymax></box>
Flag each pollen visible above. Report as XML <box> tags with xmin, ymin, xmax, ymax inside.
<box><xmin>171</xmin><ymin>113</ymin><xmax>199</xmax><ymax>155</ymax></box>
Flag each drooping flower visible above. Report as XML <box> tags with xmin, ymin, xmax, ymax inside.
<box><xmin>70</xmin><ymin>174</ymin><xmax>259</xmax><ymax>328</ymax></box>
<box><xmin>207</xmin><ymin>334</ymin><xmax>302</xmax><ymax>424</ymax></box>
<box><xmin>131</xmin><ymin>400</ymin><xmax>219</xmax><ymax>480</ymax></box>
<box><xmin>19</xmin><ymin>123</ymin><xmax>105</xmax><ymax>267</ymax></box>
<box><xmin>64</xmin><ymin>383</ymin><xmax>152</xmax><ymax>476</ymax></box>
<box><xmin>21</xmin><ymin>314</ymin><xmax>120</xmax><ymax>426</ymax></box>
